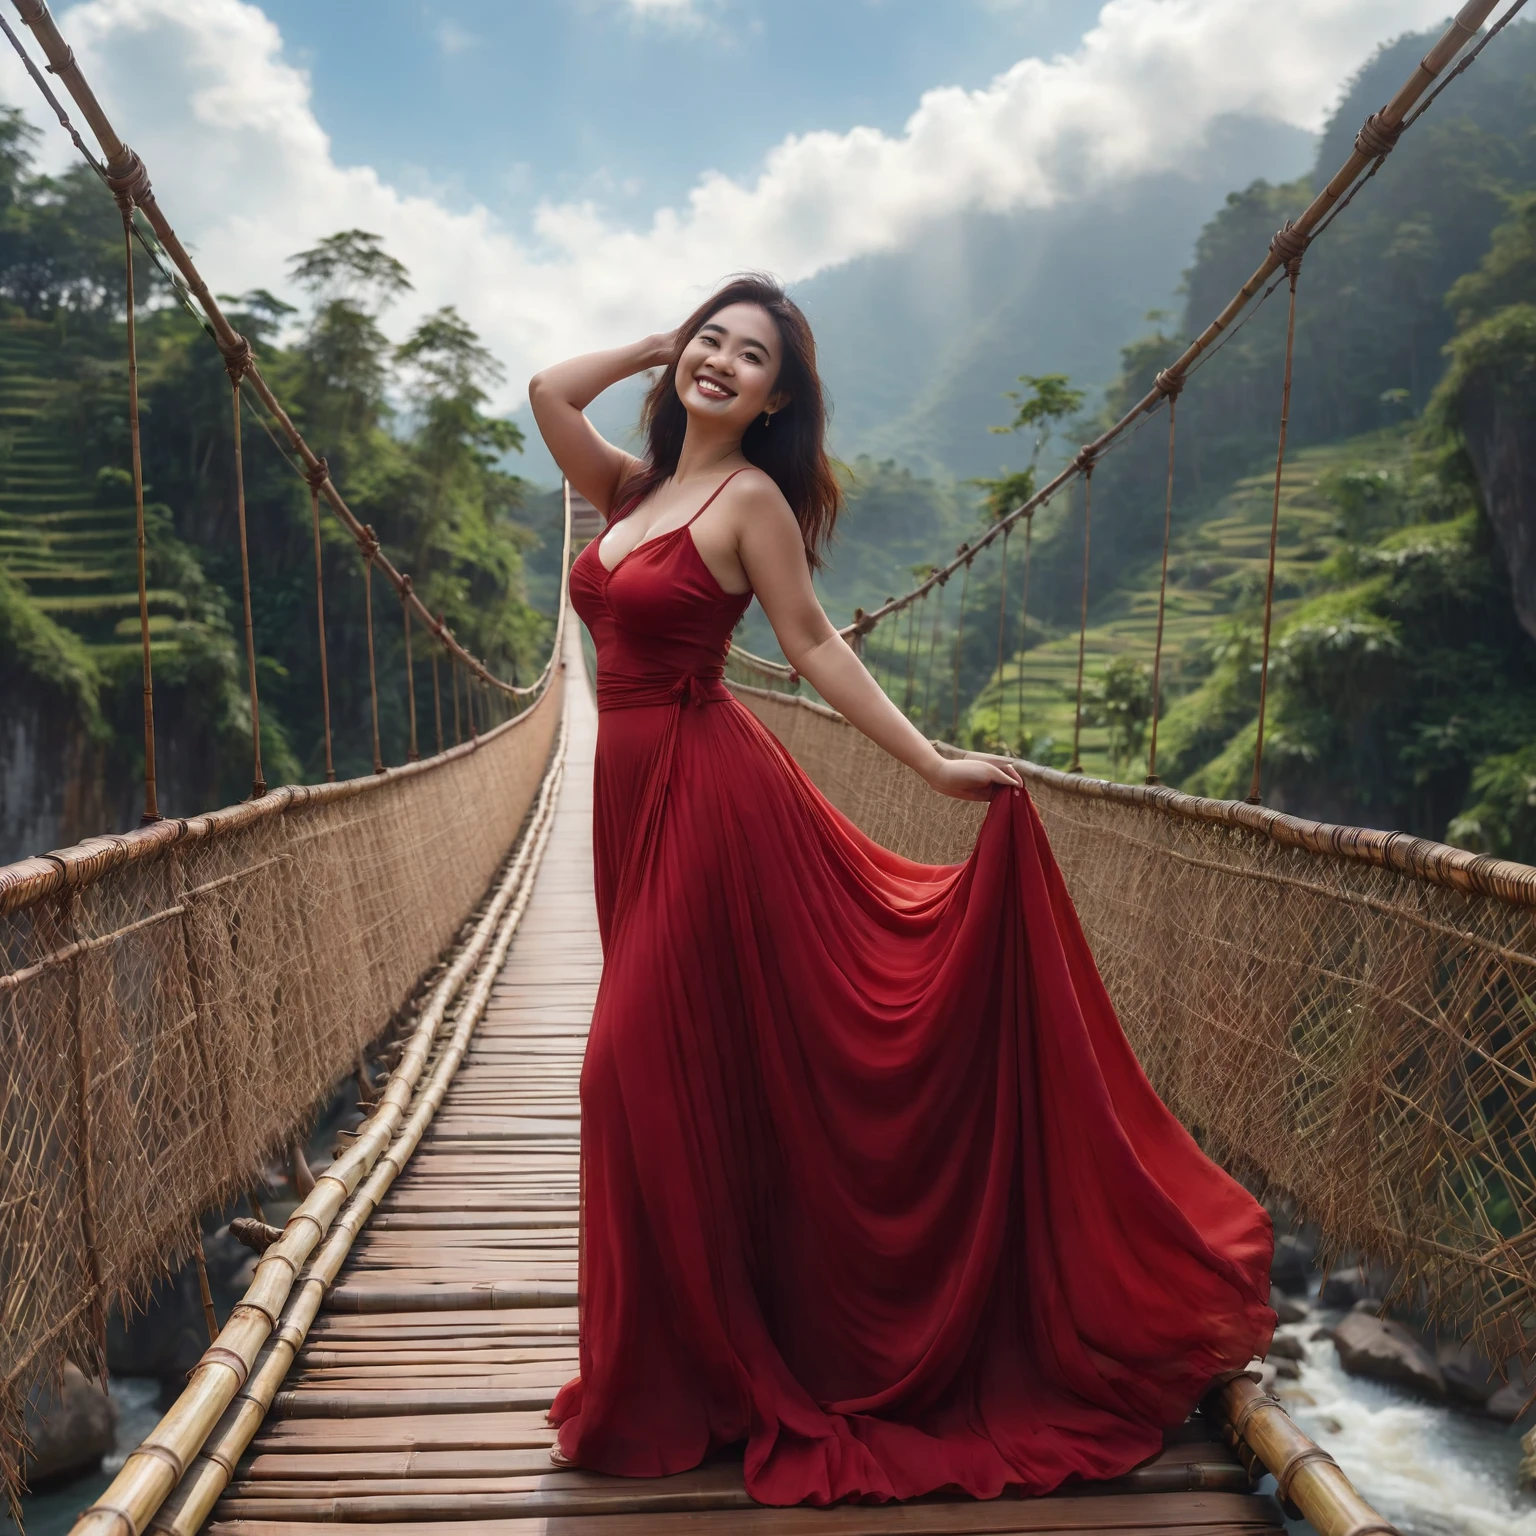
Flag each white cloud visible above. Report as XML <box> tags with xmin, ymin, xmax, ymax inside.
<box><xmin>435</xmin><ymin>20</ymin><xmax>475</xmax><ymax>55</ymax></box>
<box><xmin>0</xmin><ymin>0</ymin><xmax>1454</xmax><ymax>408</ymax></box>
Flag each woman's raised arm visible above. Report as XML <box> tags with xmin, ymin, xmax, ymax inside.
<box><xmin>528</xmin><ymin>332</ymin><xmax>675</xmax><ymax>517</ymax></box>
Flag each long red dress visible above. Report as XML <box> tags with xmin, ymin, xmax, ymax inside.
<box><xmin>551</xmin><ymin>472</ymin><xmax>1275</xmax><ymax>1505</ymax></box>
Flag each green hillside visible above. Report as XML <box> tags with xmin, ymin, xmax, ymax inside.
<box><xmin>972</xmin><ymin>431</ymin><xmax>1408</xmax><ymax>778</ymax></box>
<box><xmin>0</xmin><ymin>318</ymin><xmax>182</xmax><ymax>662</ymax></box>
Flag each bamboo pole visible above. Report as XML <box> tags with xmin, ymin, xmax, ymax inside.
<box><xmin>144</xmin><ymin>724</ymin><xmax>568</xmax><ymax>1536</ymax></box>
<box><xmin>1210</xmin><ymin>1376</ymin><xmax>1399</xmax><ymax>1536</ymax></box>
<box><xmin>67</xmin><ymin>699</ymin><xmax>569</xmax><ymax>1536</ymax></box>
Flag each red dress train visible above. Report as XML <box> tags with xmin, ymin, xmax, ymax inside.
<box><xmin>551</xmin><ymin>476</ymin><xmax>1275</xmax><ymax>1505</ymax></box>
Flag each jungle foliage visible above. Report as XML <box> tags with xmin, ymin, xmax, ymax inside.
<box><xmin>0</xmin><ymin>109</ymin><xmax>550</xmax><ymax>839</ymax></box>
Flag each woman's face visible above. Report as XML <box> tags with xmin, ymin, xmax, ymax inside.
<box><xmin>674</xmin><ymin>301</ymin><xmax>786</xmax><ymax>432</ymax></box>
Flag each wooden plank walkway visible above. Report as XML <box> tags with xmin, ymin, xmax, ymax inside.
<box><xmin>204</xmin><ymin>664</ymin><xmax>1283</xmax><ymax>1535</ymax></box>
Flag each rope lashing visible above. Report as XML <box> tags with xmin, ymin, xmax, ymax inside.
<box><xmin>1354</xmin><ymin>109</ymin><xmax>1403</xmax><ymax>161</ymax></box>
<box><xmin>432</xmin><ymin>614</ymin><xmax>446</xmax><ymax>755</ymax></box>
<box><xmin>1146</xmin><ymin>376</ymin><xmax>1184</xmax><ymax>784</ymax></box>
<box><xmin>950</xmin><ymin>546</ymin><xmax>972</xmax><ymax>741</ymax></box>
<box><xmin>1249</xmin><ymin>225</ymin><xmax>1307</xmax><ymax>804</ymax></box>
<box><xmin>103</xmin><ymin>146</ymin><xmax>151</xmax><ymax>210</ymax></box>
<box><xmin>305</xmin><ymin>458</ymin><xmax>336</xmax><ymax>781</ymax></box>
<box><xmin>111</xmin><ymin>153</ymin><xmax>159</xmax><ymax>823</ymax></box>
<box><xmin>1269</xmin><ymin>219</ymin><xmax>1309</xmax><ymax>276</ymax></box>
<box><xmin>359</xmin><ymin>525</ymin><xmax>384</xmax><ymax>774</ymax></box>
<box><xmin>400</xmin><ymin>575</ymin><xmax>419</xmax><ymax>763</ymax></box>
<box><xmin>1069</xmin><ymin>447</ymin><xmax>1098</xmax><ymax>774</ymax></box>
<box><xmin>850</xmin><ymin>607</ymin><xmax>868</xmax><ymax>660</ymax></box>
<box><xmin>223</xmin><ymin>332</ymin><xmax>265</xmax><ymax>798</ymax></box>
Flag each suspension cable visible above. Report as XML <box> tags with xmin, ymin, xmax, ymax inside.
<box><xmin>1069</xmin><ymin>459</ymin><xmax>1096</xmax><ymax>774</ymax></box>
<box><xmin>1145</xmin><ymin>380</ymin><xmax>1182</xmax><ymax>785</ymax></box>
<box><xmin>360</xmin><ymin>527</ymin><xmax>384</xmax><ymax>775</ymax></box>
<box><xmin>1015</xmin><ymin>511</ymin><xmax>1033</xmax><ymax>754</ymax></box>
<box><xmin>107</xmin><ymin>163</ymin><xmax>159</xmax><ymax>823</ymax></box>
<box><xmin>222</xmin><ymin>339</ymin><xmax>265</xmax><ymax>799</ymax></box>
<box><xmin>949</xmin><ymin>550</ymin><xmax>972</xmax><ymax>740</ymax></box>
<box><xmin>1248</xmin><ymin>229</ymin><xmax>1306</xmax><ymax>804</ymax></box>
<box><xmin>305</xmin><ymin>459</ymin><xmax>336</xmax><ymax>782</ymax></box>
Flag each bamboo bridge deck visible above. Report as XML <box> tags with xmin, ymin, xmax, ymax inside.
<box><xmin>198</xmin><ymin>668</ymin><xmax>1286</xmax><ymax>1536</ymax></box>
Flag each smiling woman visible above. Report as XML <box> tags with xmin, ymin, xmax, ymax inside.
<box><xmin>618</xmin><ymin>273</ymin><xmax>842</xmax><ymax>568</ymax></box>
<box><xmin>525</xmin><ymin>275</ymin><xmax>1274</xmax><ymax>1506</ymax></box>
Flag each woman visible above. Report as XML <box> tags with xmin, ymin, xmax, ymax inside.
<box><xmin>529</xmin><ymin>273</ymin><xmax>1274</xmax><ymax>1507</ymax></box>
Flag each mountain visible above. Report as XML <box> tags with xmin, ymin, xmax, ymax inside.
<box><xmin>510</xmin><ymin>113</ymin><xmax>1314</xmax><ymax>487</ymax></box>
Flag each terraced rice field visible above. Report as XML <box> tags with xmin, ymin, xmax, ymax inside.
<box><xmin>0</xmin><ymin>317</ymin><xmax>183</xmax><ymax>665</ymax></box>
<box><xmin>974</xmin><ymin>430</ymin><xmax>1411</xmax><ymax>781</ymax></box>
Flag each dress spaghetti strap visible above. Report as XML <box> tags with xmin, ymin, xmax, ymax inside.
<box><xmin>685</xmin><ymin>467</ymin><xmax>748</xmax><ymax>527</ymax></box>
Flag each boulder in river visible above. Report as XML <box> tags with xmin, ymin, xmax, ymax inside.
<box><xmin>1270</xmin><ymin>1234</ymin><xmax>1314</xmax><ymax>1295</ymax></box>
<box><xmin>22</xmin><ymin>1363</ymin><xmax>117</xmax><ymax>1486</ymax></box>
<box><xmin>1435</xmin><ymin>1338</ymin><xmax>1500</xmax><ymax>1409</ymax></box>
<box><xmin>1521</xmin><ymin>1424</ymin><xmax>1534</xmax><ymax>1490</ymax></box>
<box><xmin>1270</xmin><ymin>1288</ymin><xmax>1307</xmax><ymax>1325</ymax></box>
<box><xmin>1332</xmin><ymin>1313</ymin><xmax>1445</xmax><ymax>1401</ymax></box>
<box><xmin>1267</xmin><ymin>1332</ymin><xmax>1306</xmax><ymax>1361</ymax></box>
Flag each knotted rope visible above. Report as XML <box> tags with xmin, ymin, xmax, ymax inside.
<box><xmin>1354</xmin><ymin>109</ymin><xmax>1403</xmax><ymax>162</ymax></box>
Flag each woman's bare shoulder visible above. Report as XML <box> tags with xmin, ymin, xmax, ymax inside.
<box><xmin>724</xmin><ymin>465</ymin><xmax>794</xmax><ymax>520</ymax></box>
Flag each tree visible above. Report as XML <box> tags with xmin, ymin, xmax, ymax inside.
<box><xmin>1085</xmin><ymin>655</ymin><xmax>1154</xmax><ymax>776</ymax></box>
<box><xmin>970</xmin><ymin>372</ymin><xmax>1084</xmax><ymax>527</ymax></box>
<box><xmin>289</xmin><ymin>230</ymin><xmax>412</xmax><ymax>454</ymax></box>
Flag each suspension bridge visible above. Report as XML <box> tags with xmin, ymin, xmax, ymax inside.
<box><xmin>1</xmin><ymin>1</ymin><xmax>1533</xmax><ymax>1533</ymax></box>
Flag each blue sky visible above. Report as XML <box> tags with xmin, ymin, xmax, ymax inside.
<box><xmin>255</xmin><ymin>1</ymin><xmax>1108</xmax><ymax>230</ymax></box>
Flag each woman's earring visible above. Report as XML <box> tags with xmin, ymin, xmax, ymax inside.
<box><xmin>761</xmin><ymin>410</ymin><xmax>772</xmax><ymax>429</ymax></box>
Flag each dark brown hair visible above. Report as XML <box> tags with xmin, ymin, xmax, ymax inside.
<box><xmin>618</xmin><ymin>273</ymin><xmax>842</xmax><ymax>567</ymax></box>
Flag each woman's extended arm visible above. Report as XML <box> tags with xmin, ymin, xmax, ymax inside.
<box><xmin>738</xmin><ymin>478</ymin><xmax>1022</xmax><ymax>803</ymax></box>
<box><xmin>528</xmin><ymin>333</ymin><xmax>674</xmax><ymax>515</ymax></box>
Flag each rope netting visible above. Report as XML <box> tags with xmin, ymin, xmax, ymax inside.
<box><xmin>733</xmin><ymin>685</ymin><xmax>1536</xmax><ymax>1362</ymax></box>
<box><xmin>0</xmin><ymin>2</ymin><xmax>578</xmax><ymax>1504</ymax></box>
<box><xmin>0</xmin><ymin>675</ymin><xmax>564</xmax><ymax>1501</ymax></box>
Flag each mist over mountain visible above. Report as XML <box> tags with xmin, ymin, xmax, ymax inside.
<box><xmin>512</xmin><ymin>112</ymin><xmax>1314</xmax><ymax>486</ymax></box>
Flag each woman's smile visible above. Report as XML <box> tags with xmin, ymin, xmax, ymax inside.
<box><xmin>693</xmin><ymin>372</ymin><xmax>736</xmax><ymax>401</ymax></box>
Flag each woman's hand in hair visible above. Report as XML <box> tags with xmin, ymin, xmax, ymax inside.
<box><xmin>528</xmin><ymin>336</ymin><xmax>676</xmax><ymax>514</ymax></box>
<box><xmin>642</xmin><ymin>329</ymin><xmax>679</xmax><ymax>369</ymax></box>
